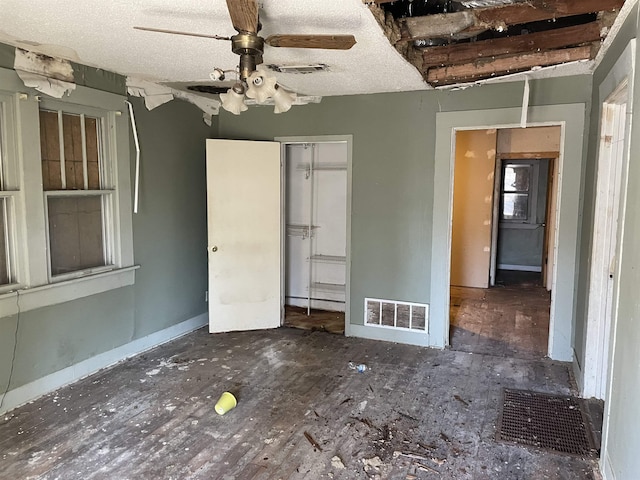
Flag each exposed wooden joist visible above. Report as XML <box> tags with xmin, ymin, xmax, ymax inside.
<box><xmin>426</xmin><ymin>44</ymin><xmax>592</xmax><ymax>86</ymax></box>
<box><xmin>474</xmin><ymin>0</ymin><xmax>624</xmax><ymax>27</ymax></box>
<box><xmin>401</xmin><ymin>0</ymin><xmax>624</xmax><ymax>41</ymax></box>
<box><xmin>421</xmin><ymin>21</ymin><xmax>604</xmax><ymax>69</ymax></box>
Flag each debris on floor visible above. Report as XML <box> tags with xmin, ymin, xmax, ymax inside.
<box><xmin>0</xmin><ymin>327</ymin><xmax>601</xmax><ymax>480</ymax></box>
<box><xmin>362</xmin><ymin>455</ymin><xmax>383</xmax><ymax>468</ymax></box>
<box><xmin>304</xmin><ymin>431</ymin><xmax>323</xmax><ymax>452</ymax></box>
<box><xmin>348</xmin><ymin>362</ymin><xmax>368</xmax><ymax>373</ymax></box>
<box><xmin>331</xmin><ymin>455</ymin><xmax>346</xmax><ymax>469</ymax></box>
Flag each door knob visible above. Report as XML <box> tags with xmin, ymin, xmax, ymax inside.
<box><xmin>211</xmin><ymin>246</ymin><xmax>218</xmax><ymax>252</ymax></box>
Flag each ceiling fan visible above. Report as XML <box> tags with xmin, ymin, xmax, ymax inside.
<box><xmin>135</xmin><ymin>0</ymin><xmax>357</xmax><ymax>114</ymax></box>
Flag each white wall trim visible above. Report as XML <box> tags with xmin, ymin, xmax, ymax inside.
<box><xmin>601</xmin><ymin>450</ymin><xmax>616</xmax><ymax>480</ymax></box>
<box><xmin>0</xmin><ymin>266</ymin><xmax>139</xmax><ymax>317</ymax></box>
<box><xmin>583</xmin><ymin>40</ymin><xmax>636</xmax><ymax>402</ymax></box>
<box><xmin>0</xmin><ymin>312</ymin><xmax>208</xmax><ymax>415</ymax></box>
<box><xmin>433</xmin><ymin>104</ymin><xmax>585</xmax><ymax>360</ymax></box>
<box><xmin>276</xmin><ymin>135</ymin><xmax>353</xmax><ymax>332</ymax></box>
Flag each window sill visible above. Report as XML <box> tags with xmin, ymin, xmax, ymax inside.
<box><xmin>0</xmin><ymin>266</ymin><xmax>139</xmax><ymax>317</ymax></box>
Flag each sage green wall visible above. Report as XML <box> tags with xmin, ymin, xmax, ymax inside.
<box><xmin>218</xmin><ymin>77</ymin><xmax>592</xmax><ymax>332</ymax></box>
<box><xmin>0</xmin><ymin>61</ymin><xmax>214</xmax><ymax>395</ymax></box>
<box><xmin>129</xmin><ymin>97</ymin><xmax>211</xmax><ymax>337</ymax></box>
<box><xmin>585</xmin><ymin>5</ymin><xmax>640</xmax><ymax>478</ymax></box>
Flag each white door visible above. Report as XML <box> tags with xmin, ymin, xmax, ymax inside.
<box><xmin>585</xmin><ymin>96</ymin><xmax>628</xmax><ymax>399</ymax></box>
<box><xmin>206</xmin><ymin>139</ymin><xmax>281</xmax><ymax>333</ymax></box>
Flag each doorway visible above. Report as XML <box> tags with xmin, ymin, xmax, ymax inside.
<box><xmin>449</xmin><ymin>126</ymin><xmax>560</xmax><ymax>359</ymax></box>
<box><xmin>278</xmin><ymin>137</ymin><xmax>351</xmax><ymax>334</ymax></box>
<box><xmin>584</xmin><ymin>80</ymin><xmax>630</xmax><ymax>400</ymax></box>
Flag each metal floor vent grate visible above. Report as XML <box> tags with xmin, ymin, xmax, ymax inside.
<box><xmin>365</xmin><ymin>298</ymin><xmax>428</xmax><ymax>333</ymax></box>
<box><xmin>496</xmin><ymin>389</ymin><xmax>596</xmax><ymax>456</ymax></box>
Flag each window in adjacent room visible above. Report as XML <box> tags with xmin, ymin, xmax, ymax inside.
<box><xmin>500</xmin><ymin>161</ymin><xmax>539</xmax><ymax>224</ymax></box>
<box><xmin>39</xmin><ymin>108</ymin><xmax>115</xmax><ymax>279</ymax></box>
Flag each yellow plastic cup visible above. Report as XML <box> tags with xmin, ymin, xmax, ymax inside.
<box><xmin>215</xmin><ymin>392</ymin><xmax>237</xmax><ymax>415</ymax></box>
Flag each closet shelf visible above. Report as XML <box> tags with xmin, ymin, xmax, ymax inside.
<box><xmin>312</xmin><ymin>282</ymin><xmax>345</xmax><ymax>293</ymax></box>
<box><xmin>310</xmin><ymin>255</ymin><xmax>346</xmax><ymax>264</ymax></box>
<box><xmin>286</xmin><ymin>224</ymin><xmax>319</xmax><ymax>238</ymax></box>
<box><xmin>313</xmin><ymin>164</ymin><xmax>347</xmax><ymax>171</ymax></box>
<box><xmin>297</xmin><ymin>162</ymin><xmax>348</xmax><ymax>174</ymax></box>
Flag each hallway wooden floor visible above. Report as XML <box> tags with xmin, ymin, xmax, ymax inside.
<box><xmin>0</xmin><ymin>327</ymin><xmax>597</xmax><ymax>479</ymax></box>
<box><xmin>283</xmin><ymin>305</ymin><xmax>345</xmax><ymax>335</ymax></box>
<box><xmin>450</xmin><ymin>272</ymin><xmax>551</xmax><ymax>360</ymax></box>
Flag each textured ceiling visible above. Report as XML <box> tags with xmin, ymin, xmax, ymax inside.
<box><xmin>0</xmin><ymin>0</ymin><xmax>632</xmax><ymax>99</ymax></box>
<box><xmin>0</xmin><ymin>0</ymin><xmax>428</xmax><ymax>97</ymax></box>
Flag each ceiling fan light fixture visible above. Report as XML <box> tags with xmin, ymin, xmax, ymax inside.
<box><xmin>245</xmin><ymin>71</ymin><xmax>277</xmax><ymax>103</ymax></box>
<box><xmin>220</xmin><ymin>84</ymin><xmax>248</xmax><ymax>115</ymax></box>
<box><xmin>209</xmin><ymin>68</ymin><xmax>226</xmax><ymax>81</ymax></box>
<box><xmin>272</xmin><ymin>85</ymin><xmax>296</xmax><ymax>114</ymax></box>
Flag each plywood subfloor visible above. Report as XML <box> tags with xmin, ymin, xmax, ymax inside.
<box><xmin>450</xmin><ymin>279</ymin><xmax>550</xmax><ymax>360</ymax></box>
<box><xmin>284</xmin><ymin>305</ymin><xmax>345</xmax><ymax>335</ymax></box>
<box><xmin>0</xmin><ymin>328</ymin><xmax>598</xmax><ymax>479</ymax></box>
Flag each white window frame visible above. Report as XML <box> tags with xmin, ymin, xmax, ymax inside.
<box><xmin>0</xmin><ymin>91</ymin><xmax>22</xmax><ymax>292</ymax></box>
<box><xmin>38</xmin><ymin>100</ymin><xmax>118</xmax><ymax>282</ymax></box>
<box><xmin>0</xmin><ymin>67</ymin><xmax>137</xmax><ymax>316</ymax></box>
<box><xmin>499</xmin><ymin>159</ymin><xmax>540</xmax><ymax>226</ymax></box>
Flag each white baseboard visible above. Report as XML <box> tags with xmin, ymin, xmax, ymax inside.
<box><xmin>601</xmin><ymin>450</ymin><xmax>616</xmax><ymax>480</ymax></box>
<box><xmin>0</xmin><ymin>312</ymin><xmax>208</xmax><ymax>415</ymax></box>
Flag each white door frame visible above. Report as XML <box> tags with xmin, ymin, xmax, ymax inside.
<box><xmin>583</xmin><ymin>40</ymin><xmax>635</xmax><ymax>405</ymax></box>
<box><xmin>432</xmin><ymin>104</ymin><xmax>586</xmax><ymax>360</ymax></box>
<box><xmin>583</xmin><ymin>85</ymin><xmax>629</xmax><ymax>400</ymax></box>
<box><xmin>275</xmin><ymin>135</ymin><xmax>353</xmax><ymax>331</ymax></box>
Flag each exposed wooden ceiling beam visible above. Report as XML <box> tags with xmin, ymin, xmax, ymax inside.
<box><xmin>401</xmin><ymin>0</ymin><xmax>624</xmax><ymax>41</ymax></box>
<box><xmin>421</xmin><ymin>20</ymin><xmax>605</xmax><ymax>69</ymax></box>
<box><xmin>426</xmin><ymin>44</ymin><xmax>592</xmax><ymax>86</ymax></box>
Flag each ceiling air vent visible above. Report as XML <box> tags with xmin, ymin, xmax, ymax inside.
<box><xmin>267</xmin><ymin>64</ymin><xmax>329</xmax><ymax>74</ymax></box>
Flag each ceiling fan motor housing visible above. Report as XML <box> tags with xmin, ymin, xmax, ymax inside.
<box><xmin>231</xmin><ymin>33</ymin><xmax>264</xmax><ymax>80</ymax></box>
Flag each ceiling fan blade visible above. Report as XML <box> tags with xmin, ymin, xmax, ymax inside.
<box><xmin>134</xmin><ymin>26</ymin><xmax>230</xmax><ymax>41</ymax></box>
<box><xmin>225</xmin><ymin>0</ymin><xmax>259</xmax><ymax>33</ymax></box>
<box><xmin>265</xmin><ymin>34</ymin><xmax>356</xmax><ymax>50</ymax></box>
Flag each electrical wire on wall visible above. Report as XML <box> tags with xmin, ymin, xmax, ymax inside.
<box><xmin>0</xmin><ymin>290</ymin><xmax>21</xmax><ymax>413</ymax></box>
<box><xmin>125</xmin><ymin>100</ymin><xmax>141</xmax><ymax>214</ymax></box>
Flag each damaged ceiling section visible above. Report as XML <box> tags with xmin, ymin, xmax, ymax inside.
<box><xmin>369</xmin><ymin>0</ymin><xmax>625</xmax><ymax>87</ymax></box>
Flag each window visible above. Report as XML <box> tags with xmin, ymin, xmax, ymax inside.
<box><xmin>500</xmin><ymin>161</ymin><xmax>538</xmax><ymax>224</ymax></box>
<box><xmin>0</xmin><ymin>67</ymin><xmax>136</xmax><ymax>315</ymax></box>
<box><xmin>39</xmin><ymin>107</ymin><xmax>114</xmax><ymax>278</ymax></box>
<box><xmin>0</xmin><ymin>95</ymin><xmax>18</xmax><ymax>289</ymax></box>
